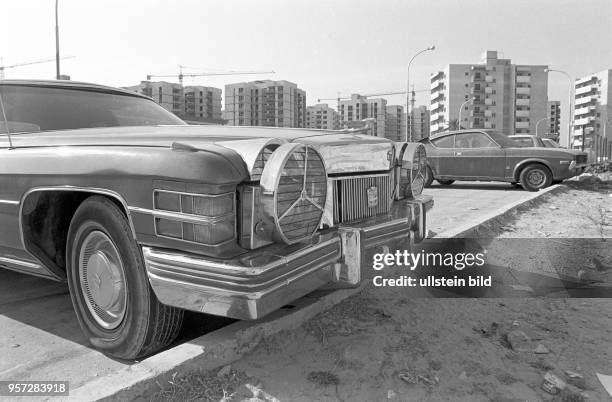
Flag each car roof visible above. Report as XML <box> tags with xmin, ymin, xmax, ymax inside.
<box><xmin>508</xmin><ymin>134</ymin><xmax>535</xmax><ymax>138</ymax></box>
<box><xmin>428</xmin><ymin>129</ymin><xmax>497</xmax><ymax>141</ymax></box>
<box><xmin>0</xmin><ymin>79</ymin><xmax>150</xmax><ymax>100</ymax></box>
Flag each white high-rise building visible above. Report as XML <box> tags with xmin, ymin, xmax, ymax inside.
<box><xmin>573</xmin><ymin>69</ymin><xmax>612</xmax><ymax>148</ymax></box>
<box><xmin>430</xmin><ymin>50</ymin><xmax>548</xmax><ymax>136</ymax></box>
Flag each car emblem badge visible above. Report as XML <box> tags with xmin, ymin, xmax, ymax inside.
<box><xmin>367</xmin><ymin>186</ymin><xmax>378</xmax><ymax>208</ymax></box>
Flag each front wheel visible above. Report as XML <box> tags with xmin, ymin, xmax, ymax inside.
<box><xmin>66</xmin><ymin>196</ymin><xmax>183</xmax><ymax>359</ymax></box>
<box><xmin>519</xmin><ymin>164</ymin><xmax>552</xmax><ymax>192</ymax></box>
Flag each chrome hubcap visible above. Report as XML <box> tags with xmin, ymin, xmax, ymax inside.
<box><xmin>527</xmin><ymin>170</ymin><xmax>545</xmax><ymax>187</ymax></box>
<box><xmin>79</xmin><ymin>231</ymin><xmax>127</xmax><ymax>329</ymax></box>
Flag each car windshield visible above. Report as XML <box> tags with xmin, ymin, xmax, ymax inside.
<box><xmin>486</xmin><ymin>131</ymin><xmax>525</xmax><ymax>148</ymax></box>
<box><xmin>543</xmin><ymin>139</ymin><xmax>561</xmax><ymax>148</ymax></box>
<box><xmin>0</xmin><ymin>84</ymin><xmax>185</xmax><ymax>133</ymax></box>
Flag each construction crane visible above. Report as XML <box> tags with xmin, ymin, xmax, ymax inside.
<box><xmin>317</xmin><ymin>88</ymin><xmax>430</xmax><ymax>111</ymax></box>
<box><xmin>146</xmin><ymin>65</ymin><xmax>275</xmax><ymax>86</ymax></box>
<box><xmin>0</xmin><ymin>56</ymin><xmax>75</xmax><ymax>79</ymax></box>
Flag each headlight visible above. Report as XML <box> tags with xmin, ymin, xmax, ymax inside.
<box><xmin>153</xmin><ymin>190</ymin><xmax>235</xmax><ymax>245</ymax></box>
<box><xmin>397</xmin><ymin>143</ymin><xmax>427</xmax><ymax>199</ymax></box>
<box><xmin>259</xmin><ymin>143</ymin><xmax>327</xmax><ymax>244</ymax></box>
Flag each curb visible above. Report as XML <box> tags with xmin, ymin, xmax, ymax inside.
<box><xmin>68</xmin><ymin>185</ymin><xmax>563</xmax><ymax>401</ymax></box>
<box><xmin>433</xmin><ymin>184</ymin><xmax>565</xmax><ymax>239</ymax></box>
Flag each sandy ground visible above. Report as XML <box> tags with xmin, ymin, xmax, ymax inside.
<box><xmin>152</xmin><ymin>177</ymin><xmax>612</xmax><ymax>402</ymax></box>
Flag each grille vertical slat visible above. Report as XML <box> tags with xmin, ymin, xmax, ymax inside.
<box><xmin>332</xmin><ymin>173</ymin><xmax>392</xmax><ymax>224</ymax></box>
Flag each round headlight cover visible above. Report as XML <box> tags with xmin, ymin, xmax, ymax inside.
<box><xmin>399</xmin><ymin>143</ymin><xmax>427</xmax><ymax>199</ymax></box>
<box><xmin>259</xmin><ymin>143</ymin><xmax>327</xmax><ymax>244</ymax></box>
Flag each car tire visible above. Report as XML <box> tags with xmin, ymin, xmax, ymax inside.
<box><xmin>437</xmin><ymin>179</ymin><xmax>455</xmax><ymax>186</ymax></box>
<box><xmin>424</xmin><ymin>166</ymin><xmax>434</xmax><ymax>188</ymax></box>
<box><xmin>519</xmin><ymin>164</ymin><xmax>552</xmax><ymax>192</ymax></box>
<box><xmin>66</xmin><ymin>196</ymin><xmax>183</xmax><ymax>359</ymax></box>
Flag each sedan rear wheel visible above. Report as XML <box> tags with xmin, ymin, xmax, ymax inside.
<box><xmin>424</xmin><ymin>166</ymin><xmax>434</xmax><ymax>188</ymax></box>
<box><xmin>66</xmin><ymin>196</ymin><xmax>183</xmax><ymax>359</ymax></box>
<box><xmin>519</xmin><ymin>164</ymin><xmax>552</xmax><ymax>192</ymax></box>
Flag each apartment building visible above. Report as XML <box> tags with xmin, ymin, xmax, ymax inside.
<box><xmin>224</xmin><ymin>80</ymin><xmax>306</xmax><ymax>127</ymax></box>
<box><xmin>339</xmin><ymin>94</ymin><xmax>386</xmax><ymax>137</ymax></box>
<box><xmin>573</xmin><ymin>69</ymin><xmax>612</xmax><ymax>147</ymax></box>
<box><xmin>410</xmin><ymin>105</ymin><xmax>430</xmax><ymax>140</ymax></box>
<box><xmin>306</xmin><ymin>103</ymin><xmax>340</xmax><ymax>130</ymax></box>
<box><xmin>184</xmin><ymin>86</ymin><xmax>222</xmax><ymax>121</ymax></box>
<box><xmin>385</xmin><ymin>105</ymin><xmax>405</xmax><ymax>141</ymax></box>
<box><xmin>547</xmin><ymin>101</ymin><xmax>561</xmax><ymax>137</ymax></box>
<box><xmin>123</xmin><ymin>81</ymin><xmax>186</xmax><ymax>117</ymax></box>
<box><xmin>430</xmin><ymin>50</ymin><xmax>548</xmax><ymax>136</ymax></box>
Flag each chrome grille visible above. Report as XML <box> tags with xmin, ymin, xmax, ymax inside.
<box><xmin>332</xmin><ymin>174</ymin><xmax>393</xmax><ymax>224</ymax></box>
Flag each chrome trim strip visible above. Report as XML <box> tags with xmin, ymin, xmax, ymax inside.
<box><xmin>0</xmin><ymin>199</ymin><xmax>20</xmax><ymax>205</ymax></box>
<box><xmin>0</xmin><ymin>256</ymin><xmax>42</xmax><ymax>270</ymax></box>
<box><xmin>132</xmin><ymin>206</ymin><xmax>235</xmax><ymax>225</ymax></box>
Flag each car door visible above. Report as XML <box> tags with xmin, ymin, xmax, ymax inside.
<box><xmin>428</xmin><ymin>134</ymin><xmax>455</xmax><ymax>178</ymax></box>
<box><xmin>452</xmin><ymin>132</ymin><xmax>506</xmax><ymax>179</ymax></box>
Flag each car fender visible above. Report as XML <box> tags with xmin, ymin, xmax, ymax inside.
<box><xmin>512</xmin><ymin>158</ymin><xmax>554</xmax><ymax>181</ymax></box>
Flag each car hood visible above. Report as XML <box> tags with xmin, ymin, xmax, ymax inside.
<box><xmin>7</xmin><ymin>125</ymin><xmax>398</xmax><ymax>175</ymax></box>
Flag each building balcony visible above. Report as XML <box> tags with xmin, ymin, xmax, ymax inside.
<box><xmin>430</xmin><ymin>80</ymin><xmax>444</xmax><ymax>90</ymax></box>
<box><xmin>430</xmin><ymin>91</ymin><xmax>444</xmax><ymax>102</ymax></box>
<box><xmin>515</xmin><ymin>121</ymin><xmax>530</xmax><ymax>129</ymax></box>
<box><xmin>430</xmin><ymin>101</ymin><xmax>443</xmax><ymax>112</ymax></box>
<box><xmin>575</xmin><ymin>85</ymin><xmax>596</xmax><ymax>96</ymax></box>
<box><xmin>516</xmin><ymin>75</ymin><xmax>531</xmax><ymax>83</ymax></box>
<box><xmin>430</xmin><ymin>71</ymin><xmax>444</xmax><ymax>82</ymax></box>
<box><xmin>516</xmin><ymin>87</ymin><xmax>530</xmax><ymax>95</ymax></box>
<box><xmin>485</xmin><ymin>87</ymin><xmax>494</xmax><ymax>94</ymax></box>
<box><xmin>485</xmin><ymin>75</ymin><xmax>494</xmax><ymax>83</ymax></box>
<box><xmin>516</xmin><ymin>98</ymin><xmax>530</xmax><ymax>106</ymax></box>
<box><xmin>574</xmin><ymin>116</ymin><xmax>595</xmax><ymax>126</ymax></box>
<box><xmin>574</xmin><ymin>127</ymin><xmax>594</xmax><ymax>136</ymax></box>
<box><xmin>485</xmin><ymin>98</ymin><xmax>496</xmax><ymax>106</ymax></box>
<box><xmin>470</xmin><ymin>110</ymin><xmax>485</xmax><ymax>117</ymax></box>
<box><xmin>470</xmin><ymin>75</ymin><xmax>485</xmax><ymax>83</ymax></box>
<box><xmin>516</xmin><ymin>110</ymin><xmax>530</xmax><ymax>117</ymax></box>
<box><xmin>575</xmin><ymin>75</ymin><xmax>596</xmax><ymax>86</ymax></box>
<box><xmin>484</xmin><ymin>121</ymin><xmax>494</xmax><ymax>129</ymax></box>
<box><xmin>574</xmin><ymin>96</ymin><xmax>593</xmax><ymax>106</ymax></box>
<box><xmin>484</xmin><ymin>110</ymin><xmax>493</xmax><ymax>117</ymax></box>
<box><xmin>574</xmin><ymin>105</ymin><xmax>596</xmax><ymax>117</ymax></box>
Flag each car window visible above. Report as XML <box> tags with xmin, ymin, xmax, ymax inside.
<box><xmin>0</xmin><ymin>84</ymin><xmax>185</xmax><ymax>133</ymax></box>
<box><xmin>454</xmin><ymin>133</ymin><xmax>497</xmax><ymax>148</ymax></box>
<box><xmin>543</xmin><ymin>139</ymin><xmax>561</xmax><ymax>148</ymax></box>
<box><xmin>431</xmin><ymin>135</ymin><xmax>454</xmax><ymax>148</ymax></box>
<box><xmin>511</xmin><ymin>138</ymin><xmax>534</xmax><ymax>147</ymax></box>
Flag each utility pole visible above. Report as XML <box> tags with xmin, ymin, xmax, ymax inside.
<box><xmin>55</xmin><ymin>0</ymin><xmax>60</xmax><ymax>79</ymax></box>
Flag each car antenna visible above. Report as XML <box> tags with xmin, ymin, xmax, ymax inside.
<box><xmin>0</xmin><ymin>88</ymin><xmax>14</xmax><ymax>149</ymax></box>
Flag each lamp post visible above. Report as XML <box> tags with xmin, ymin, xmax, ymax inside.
<box><xmin>545</xmin><ymin>68</ymin><xmax>573</xmax><ymax>148</ymax></box>
<box><xmin>406</xmin><ymin>45</ymin><xmax>436</xmax><ymax>142</ymax></box>
<box><xmin>535</xmin><ymin>117</ymin><xmax>548</xmax><ymax>137</ymax></box>
<box><xmin>55</xmin><ymin>0</ymin><xmax>60</xmax><ymax>79</ymax></box>
<box><xmin>458</xmin><ymin>97</ymin><xmax>474</xmax><ymax>130</ymax></box>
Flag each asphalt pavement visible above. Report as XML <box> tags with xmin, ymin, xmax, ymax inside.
<box><xmin>0</xmin><ymin>181</ymin><xmax>538</xmax><ymax>390</ymax></box>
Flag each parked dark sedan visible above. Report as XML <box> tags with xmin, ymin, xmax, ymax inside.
<box><xmin>420</xmin><ymin>130</ymin><xmax>588</xmax><ymax>191</ymax></box>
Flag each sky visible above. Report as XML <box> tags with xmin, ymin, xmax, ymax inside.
<box><xmin>1</xmin><ymin>0</ymin><xmax>611</xmax><ymax>141</ymax></box>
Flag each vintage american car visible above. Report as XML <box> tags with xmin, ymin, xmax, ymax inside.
<box><xmin>420</xmin><ymin>130</ymin><xmax>588</xmax><ymax>191</ymax></box>
<box><xmin>0</xmin><ymin>80</ymin><xmax>432</xmax><ymax>359</ymax></box>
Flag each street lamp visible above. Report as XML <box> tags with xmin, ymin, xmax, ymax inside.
<box><xmin>406</xmin><ymin>45</ymin><xmax>436</xmax><ymax>142</ymax></box>
<box><xmin>535</xmin><ymin>117</ymin><xmax>549</xmax><ymax>137</ymax></box>
<box><xmin>458</xmin><ymin>97</ymin><xmax>474</xmax><ymax>130</ymax></box>
<box><xmin>545</xmin><ymin>68</ymin><xmax>573</xmax><ymax>148</ymax></box>
<box><xmin>55</xmin><ymin>0</ymin><xmax>60</xmax><ymax>79</ymax></box>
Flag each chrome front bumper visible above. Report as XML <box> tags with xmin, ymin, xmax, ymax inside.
<box><xmin>144</xmin><ymin>195</ymin><xmax>433</xmax><ymax>320</ymax></box>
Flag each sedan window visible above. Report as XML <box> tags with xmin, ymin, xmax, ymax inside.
<box><xmin>454</xmin><ymin>133</ymin><xmax>497</xmax><ymax>148</ymax></box>
<box><xmin>431</xmin><ymin>135</ymin><xmax>454</xmax><ymax>148</ymax></box>
<box><xmin>511</xmin><ymin>138</ymin><xmax>535</xmax><ymax>147</ymax></box>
